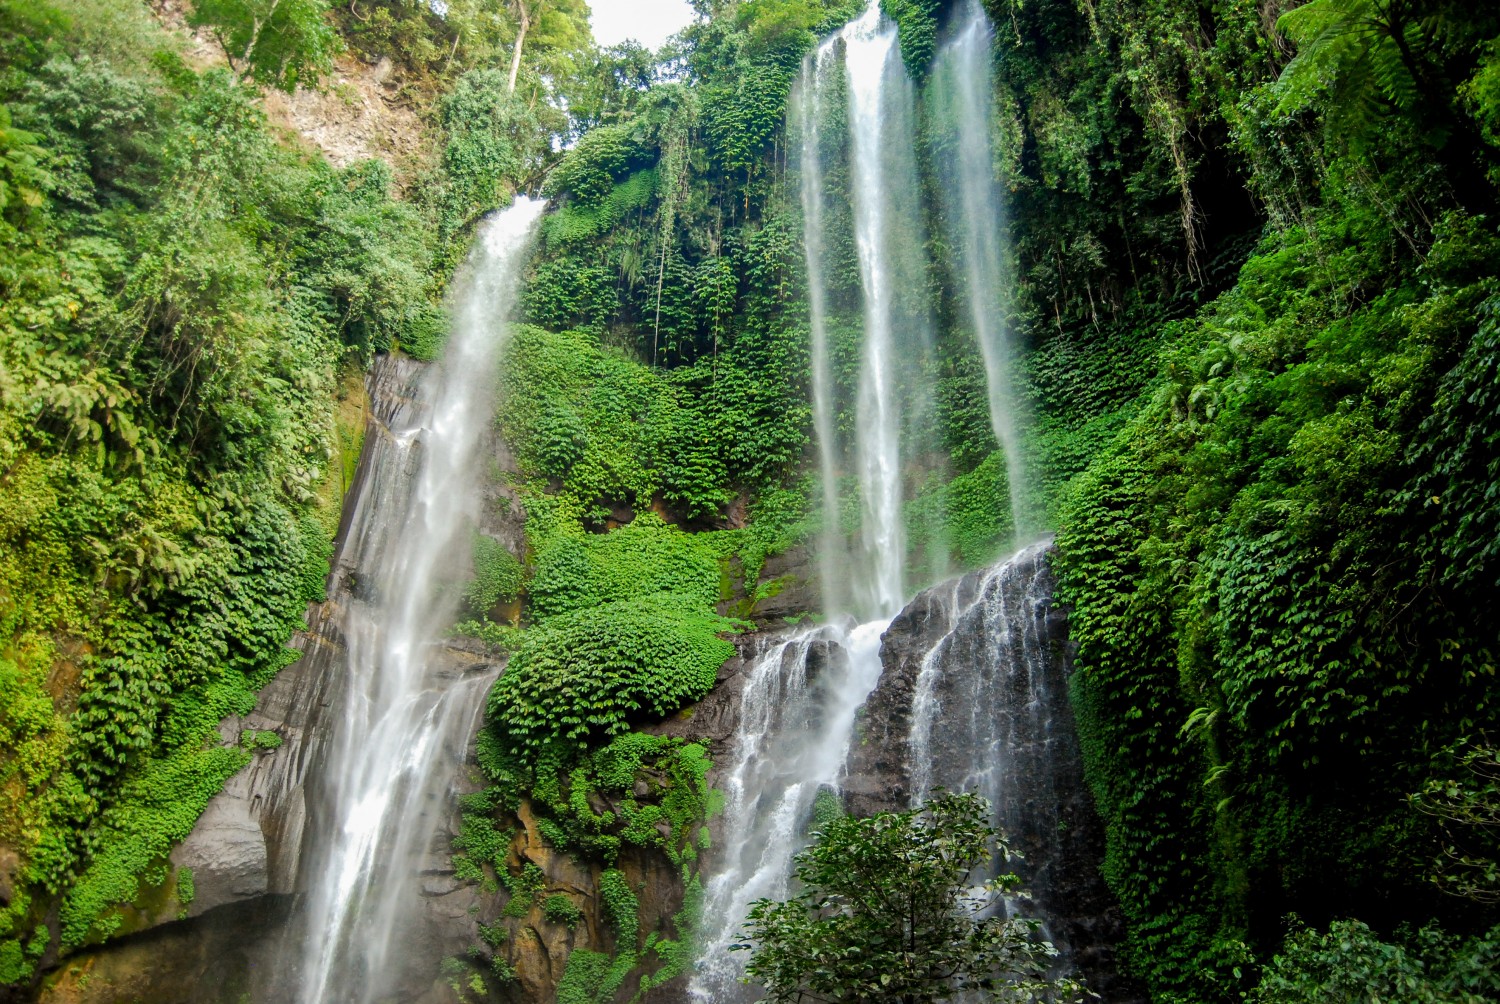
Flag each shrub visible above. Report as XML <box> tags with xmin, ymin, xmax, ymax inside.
<box><xmin>486</xmin><ymin>594</ymin><xmax>734</xmax><ymax>756</ymax></box>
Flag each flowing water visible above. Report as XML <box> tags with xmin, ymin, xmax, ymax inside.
<box><xmin>797</xmin><ymin>0</ymin><xmax>939</xmax><ymax>620</ymax></box>
<box><xmin>691</xmin><ymin>4</ymin><xmax>928</xmax><ymax>995</ymax></box>
<box><xmin>289</xmin><ymin>197</ymin><xmax>545</xmax><ymax>1004</ymax></box>
<box><xmin>841</xmin><ymin>539</ymin><xmax>1143</xmax><ymax>997</ymax></box>
<box><xmin>689</xmin><ymin>620</ymin><xmax>888</xmax><ymax>1001</ymax></box>
<box><xmin>843</xmin><ymin>0</ymin><xmax>911</xmax><ymax>617</ymax></box>
<box><xmin>904</xmin><ymin>541</ymin><xmax>1063</xmax><ymax>852</ymax></box>
<box><xmin>690</xmin><ymin>4</ymin><xmax>1120</xmax><ymax>998</ymax></box>
<box><xmin>793</xmin><ymin>43</ymin><xmax>847</xmax><ymax>617</ymax></box>
<box><xmin>931</xmin><ymin>0</ymin><xmax>1033</xmax><ymax>537</ymax></box>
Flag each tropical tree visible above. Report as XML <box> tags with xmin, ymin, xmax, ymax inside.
<box><xmin>736</xmin><ymin>792</ymin><xmax>1088</xmax><ymax>1004</ymax></box>
<box><xmin>504</xmin><ymin>0</ymin><xmax>590</xmax><ymax>93</ymax></box>
<box><xmin>1274</xmin><ymin>0</ymin><xmax>1500</xmax><ymax>200</ymax></box>
<box><xmin>189</xmin><ymin>0</ymin><xmax>339</xmax><ymax>90</ymax></box>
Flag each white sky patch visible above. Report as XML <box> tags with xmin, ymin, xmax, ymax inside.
<box><xmin>590</xmin><ymin>0</ymin><xmax>697</xmax><ymax>51</ymax></box>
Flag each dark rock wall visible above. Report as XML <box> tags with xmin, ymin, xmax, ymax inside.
<box><xmin>844</xmin><ymin>546</ymin><xmax>1145</xmax><ymax>1003</ymax></box>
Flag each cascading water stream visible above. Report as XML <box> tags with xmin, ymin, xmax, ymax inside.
<box><xmin>905</xmin><ymin>541</ymin><xmax>1060</xmax><ymax>835</ymax></box>
<box><xmin>932</xmin><ymin>0</ymin><xmax>1033</xmax><ymax>537</ymax></box>
<box><xmin>689</xmin><ymin>621</ymin><xmax>887</xmax><ymax>1001</ymax></box>
<box><xmin>843</xmin><ymin>0</ymin><xmax>909</xmax><ymax>618</ymax></box>
<box><xmin>840</xmin><ymin>539</ymin><xmax>1143</xmax><ymax>998</ymax></box>
<box><xmin>793</xmin><ymin>45</ymin><xmax>846</xmax><ymax>616</ymax></box>
<box><xmin>692</xmin><ymin>4</ymin><xmax>922</xmax><ymax>997</ymax></box>
<box><xmin>290</xmin><ymin>197</ymin><xmax>545</xmax><ymax>1004</ymax></box>
<box><xmin>798</xmin><ymin>0</ymin><xmax>935</xmax><ymax>620</ymax></box>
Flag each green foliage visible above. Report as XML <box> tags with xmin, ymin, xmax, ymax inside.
<box><xmin>0</xmin><ymin>0</ymin><xmax>438</xmax><ymax>975</ymax></box>
<box><xmin>1249</xmin><ymin>920</ymin><xmax>1500</xmax><ymax>1004</ymax></box>
<box><xmin>498</xmin><ymin>324</ymin><xmax>795</xmax><ymax>523</ymax></box>
<box><xmin>880</xmin><ymin>0</ymin><xmax>940</xmax><ymax>74</ymax></box>
<box><xmin>189</xmin><ymin>0</ymin><xmax>339</xmax><ymax>91</ymax></box>
<box><xmin>599</xmin><ymin>868</ymin><xmax>639</xmax><ymax>939</ymax></box>
<box><xmin>556</xmin><ymin>948</ymin><xmax>636</xmax><ymax>1004</ymax></box>
<box><xmin>543</xmin><ymin>893</ymin><xmax>583</xmax><ymax>928</ymax></box>
<box><xmin>501</xmin><ymin>862</ymin><xmax>546</xmax><ymax>918</ymax></box>
<box><xmin>526</xmin><ymin>509</ymin><xmax>721</xmax><ymax>617</ymax></box>
<box><xmin>1273</xmin><ymin>0</ymin><xmax>1500</xmax><ymax>196</ymax></box>
<box><xmin>464</xmin><ymin>533</ymin><xmax>524</xmax><ymax>616</ymax></box>
<box><xmin>1056</xmin><ymin>180</ymin><xmax>1500</xmax><ymax>1000</ymax></box>
<box><xmin>1411</xmin><ymin>741</ymin><xmax>1500</xmax><ymax>904</ymax></box>
<box><xmin>450</xmin><ymin>619</ymin><xmax>525</xmax><ymax>653</ymax></box>
<box><xmin>462</xmin><ymin>733</ymin><xmax>718</xmax><ymax>1004</ymax></box>
<box><xmin>905</xmin><ymin>450</ymin><xmax>1015</xmax><ymax>571</ymax></box>
<box><xmin>0</xmin><ymin>104</ymin><xmax>49</xmax><ymax>219</ymax></box>
<box><xmin>240</xmin><ymin>729</ymin><xmax>284</xmax><ymax>750</ymax></box>
<box><xmin>434</xmin><ymin>69</ymin><xmax>552</xmax><ymax>246</ymax></box>
<box><xmin>487</xmin><ymin>594</ymin><xmax>734</xmax><ymax>756</ymax></box>
<box><xmin>739</xmin><ymin>791</ymin><xmax>1084</xmax><ymax>1003</ymax></box>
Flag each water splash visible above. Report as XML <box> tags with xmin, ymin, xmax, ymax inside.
<box><xmin>291</xmin><ymin>197</ymin><xmax>545</xmax><ymax>1004</ymax></box>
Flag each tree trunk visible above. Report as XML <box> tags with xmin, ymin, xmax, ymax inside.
<box><xmin>507</xmin><ymin>1</ymin><xmax>530</xmax><ymax>94</ymax></box>
<box><xmin>238</xmin><ymin>0</ymin><xmax>285</xmax><ymax>79</ymax></box>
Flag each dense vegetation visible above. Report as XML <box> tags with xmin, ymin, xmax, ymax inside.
<box><xmin>0</xmin><ymin>0</ymin><xmax>443</xmax><ymax>979</ymax></box>
<box><xmin>3</xmin><ymin>0</ymin><xmax>1499</xmax><ymax>998</ymax></box>
<box><xmin>509</xmin><ymin>0</ymin><xmax>1500</xmax><ymax>998</ymax></box>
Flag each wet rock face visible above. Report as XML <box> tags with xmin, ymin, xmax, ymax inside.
<box><xmin>844</xmin><ymin>546</ymin><xmax>1146</xmax><ymax>1004</ymax></box>
<box><xmin>34</xmin><ymin>899</ymin><xmax>289</xmax><ymax>1004</ymax></box>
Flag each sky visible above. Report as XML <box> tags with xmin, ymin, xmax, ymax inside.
<box><xmin>589</xmin><ymin>0</ymin><xmax>697</xmax><ymax>51</ymax></box>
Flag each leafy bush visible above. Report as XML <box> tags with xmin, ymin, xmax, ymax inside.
<box><xmin>543</xmin><ymin>893</ymin><xmax>583</xmax><ymax>929</ymax></box>
<box><xmin>486</xmin><ymin>595</ymin><xmax>734</xmax><ymax>756</ymax></box>
<box><xmin>464</xmin><ymin>533</ymin><xmax>525</xmax><ymax>616</ymax></box>
<box><xmin>1250</xmin><ymin>920</ymin><xmax>1500</xmax><ymax>1004</ymax></box>
<box><xmin>739</xmin><ymin>792</ymin><xmax>1085</xmax><ymax>1004</ymax></box>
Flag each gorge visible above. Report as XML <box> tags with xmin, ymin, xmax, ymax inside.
<box><xmin>2</xmin><ymin>0</ymin><xmax>1499</xmax><ymax>1002</ymax></box>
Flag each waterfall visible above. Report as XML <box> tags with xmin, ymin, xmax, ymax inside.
<box><xmin>793</xmin><ymin>45</ymin><xmax>846</xmax><ymax>617</ymax></box>
<box><xmin>289</xmin><ymin>197</ymin><xmax>545</xmax><ymax>1004</ymax></box>
<box><xmin>904</xmin><ymin>541</ymin><xmax>1061</xmax><ymax>839</ymax></box>
<box><xmin>843</xmin><ymin>541</ymin><xmax>1141</xmax><ymax>998</ymax></box>
<box><xmin>692</xmin><ymin>4</ymin><xmax>928</xmax><ymax>995</ymax></box>
<box><xmin>931</xmin><ymin>0</ymin><xmax>1033</xmax><ymax>536</ymax></box>
<box><xmin>799</xmin><ymin>0</ymin><xmax>937</xmax><ymax>620</ymax></box>
<box><xmin>688</xmin><ymin>620</ymin><xmax>887</xmax><ymax>1002</ymax></box>
<box><xmin>844</xmin><ymin>0</ymin><xmax>910</xmax><ymax>617</ymax></box>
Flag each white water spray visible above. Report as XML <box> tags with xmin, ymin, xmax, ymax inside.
<box><xmin>844</xmin><ymin>0</ymin><xmax>910</xmax><ymax>617</ymax></box>
<box><xmin>293</xmin><ymin>197</ymin><xmax>545</xmax><ymax>1004</ymax></box>
<box><xmin>691</xmin><ymin>4</ymin><xmax>927</xmax><ymax>995</ymax></box>
<box><xmin>794</xmin><ymin>45</ymin><xmax>847</xmax><ymax>617</ymax></box>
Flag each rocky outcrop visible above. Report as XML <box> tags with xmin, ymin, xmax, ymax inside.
<box><xmin>149</xmin><ymin>0</ymin><xmax>435</xmax><ymax>179</ymax></box>
<box><xmin>844</xmin><ymin>545</ymin><xmax>1145</xmax><ymax>1003</ymax></box>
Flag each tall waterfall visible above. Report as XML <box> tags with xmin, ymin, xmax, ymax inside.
<box><xmin>290</xmin><ymin>197</ymin><xmax>545</xmax><ymax>1004</ymax></box>
<box><xmin>692</xmin><ymin>4</ymin><xmax>925</xmax><ymax>995</ymax></box>
<box><xmin>798</xmin><ymin>0</ymin><xmax>937</xmax><ymax>619</ymax></box>
<box><xmin>932</xmin><ymin>0</ymin><xmax>1033</xmax><ymax>535</ymax></box>
<box><xmin>687</xmin><ymin>3</ymin><xmax>1124</xmax><ymax>1000</ymax></box>
<box><xmin>797</xmin><ymin>42</ymin><xmax>844</xmax><ymax>616</ymax></box>
<box><xmin>844</xmin><ymin>0</ymin><xmax>912</xmax><ymax>617</ymax></box>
